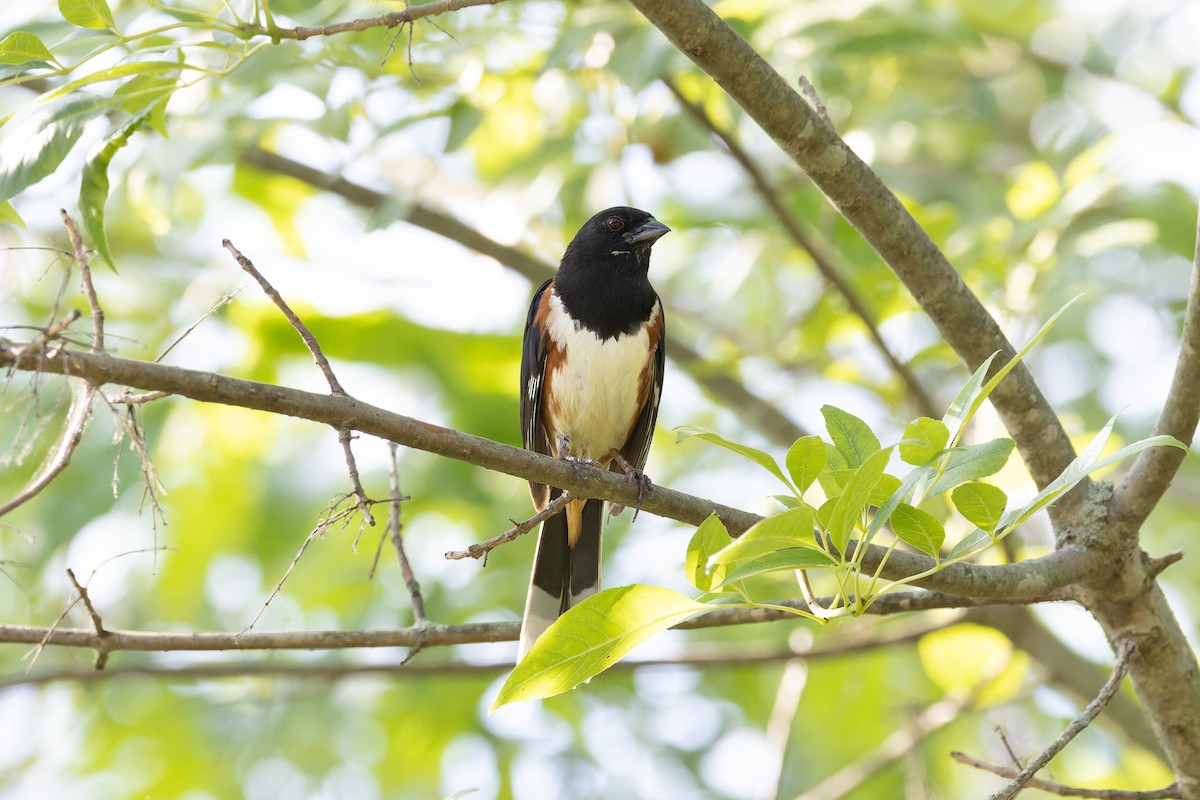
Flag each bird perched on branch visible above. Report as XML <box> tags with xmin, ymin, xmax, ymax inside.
<box><xmin>518</xmin><ymin>206</ymin><xmax>670</xmax><ymax>657</ymax></box>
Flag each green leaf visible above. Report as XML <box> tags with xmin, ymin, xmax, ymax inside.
<box><xmin>0</xmin><ymin>97</ymin><xmax>112</xmax><ymax>203</ymax></box>
<box><xmin>816</xmin><ymin>445</ymin><xmax>850</xmax><ymax>499</ymax></box>
<box><xmin>924</xmin><ymin>438</ymin><xmax>1015</xmax><ymax>499</ymax></box>
<box><xmin>80</xmin><ymin>113</ymin><xmax>148</xmax><ymax>269</ymax></box>
<box><xmin>492</xmin><ymin>586</ymin><xmax>707</xmax><ymax>708</ymax></box>
<box><xmin>999</xmin><ymin>419</ymin><xmax>1187</xmax><ymax>532</ymax></box>
<box><xmin>946</xmin><ymin>528</ymin><xmax>991</xmax><ymax>561</ymax></box>
<box><xmin>772</xmin><ymin>494</ymin><xmax>801</xmax><ymax>509</ymax></box>
<box><xmin>974</xmin><ymin>296</ymin><xmax>1082</xmax><ymax>420</ymax></box>
<box><xmin>675</xmin><ymin>426</ymin><xmax>792</xmax><ymax>489</ymax></box>
<box><xmin>59</xmin><ymin>0</ymin><xmax>117</xmax><ymax>30</ymax></box>
<box><xmin>863</xmin><ymin>464</ymin><xmax>936</xmax><ymax>544</ymax></box>
<box><xmin>889</xmin><ymin>503</ymin><xmax>945</xmax><ymax>557</ymax></box>
<box><xmin>821</xmin><ymin>405</ymin><xmax>881</xmax><ymax>468</ymax></box>
<box><xmin>0</xmin><ymin>200</ymin><xmax>25</xmax><ymax>228</ymax></box>
<box><xmin>827</xmin><ymin>447</ymin><xmax>893</xmax><ymax>553</ymax></box>
<box><xmin>0</xmin><ymin>32</ymin><xmax>59</xmax><ymax>66</ymax></box>
<box><xmin>942</xmin><ymin>352</ymin><xmax>999</xmax><ymax>449</ymax></box>
<box><xmin>951</xmin><ymin>483</ymin><xmax>1007</xmax><ymax>532</ymax></box>
<box><xmin>900</xmin><ymin>417</ymin><xmax>949</xmax><ymax>466</ymax></box>
<box><xmin>785</xmin><ymin>435</ymin><xmax>826</xmax><ymax>493</ymax></box>
<box><xmin>685</xmin><ymin>513</ymin><xmax>731</xmax><ymax>592</ymax></box>
<box><xmin>867</xmin><ymin>474</ymin><xmax>902</xmax><ymax>506</ymax></box>
<box><xmin>715</xmin><ymin>548</ymin><xmax>838</xmax><ymax>586</ymax></box>
<box><xmin>711</xmin><ymin>506</ymin><xmax>818</xmax><ymax>565</ymax></box>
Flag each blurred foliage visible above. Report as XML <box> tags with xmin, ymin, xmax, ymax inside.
<box><xmin>1</xmin><ymin>0</ymin><xmax>1198</xmax><ymax>797</ymax></box>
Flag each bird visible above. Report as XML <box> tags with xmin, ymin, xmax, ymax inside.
<box><xmin>518</xmin><ymin>206</ymin><xmax>670</xmax><ymax>658</ymax></box>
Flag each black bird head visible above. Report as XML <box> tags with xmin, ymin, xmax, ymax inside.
<box><xmin>560</xmin><ymin>206</ymin><xmax>671</xmax><ymax>276</ymax></box>
<box><xmin>554</xmin><ymin>206</ymin><xmax>670</xmax><ymax>338</ymax></box>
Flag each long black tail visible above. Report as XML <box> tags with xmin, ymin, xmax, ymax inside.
<box><xmin>518</xmin><ymin>492</ymin><xmax>603</xmax><ymax>658</ymax></box>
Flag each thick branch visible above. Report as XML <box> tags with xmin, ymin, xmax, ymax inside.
<box><xmin>0</xmin><ymin>340</ymin><xmax>1105</xmax><ymax>598</ymax></box>
<box><xmin>1111</xmin><ymin>207</ymin><xmax>1200</xmax><ymax>533</ymax></box>
<box><xmin>628</xmin><ymin>0</ymin><xmax>1079</xmax><ymax>500</ymax></box>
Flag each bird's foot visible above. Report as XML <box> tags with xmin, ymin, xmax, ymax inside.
<box><xmin>608</xmin><ymin>450</ymin><xmax>653</xmax><ymax>521</ymax></box>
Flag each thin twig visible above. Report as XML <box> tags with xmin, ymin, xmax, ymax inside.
<box><xmin>65</xmin><ymin>569</ymin><xmax>109</xmax><ymax>670</ymax></box>
<box><xmin>444</xmin><ymin>490</ymin><xmax>574</xmax><ymax>561</ymax></box>
<box><xmin>385</xmin><ymin>442</ymin><xmax>425</xmax><ymax>623</ymax></box>
<box><xmin>156</xmin><ymin>287</ymin><xmax>245</xmax><ymax>363</ymax></box>
<box><xmin>222</xmin><ymin>239</ymin><xmax>375</xmax><ymax>526</ymax></box>
<box><xmin>987</xmin><ymin>641</ymin><xmax>1139</xmax><ymax>800</ymax></box>
<box><xmin>60</xmin><ymin>210</ymin><xmax>104</xmax><ymax>354</ymax></box>
<box><xmin>951</xmin><ymin>752</ymin><xmax>1180</xmax><ymax>799</ymax></box>
<box><xmin>665</xmin><ymin>78</ymin><xmax>939</xmax><ymax>419</ymax></box>
<box><xmin>797</xmin><ymin>76</ymin><xmax>833</xmax><ymax>132</ymax></box>
<box><xmin>106</xmin><ymin>390</ymin><xmax>171</xmax><ymax>405</ymax></box>
<box><xmin>237</xmin><ymin>0</ymin><xmax>508</xmax><ymax>41</ymax></box>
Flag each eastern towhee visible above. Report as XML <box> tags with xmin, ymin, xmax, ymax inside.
<box><xmin>518</xmin><ymin>206</ymin><xmax>670</xmax><ymax>656</ymax></box>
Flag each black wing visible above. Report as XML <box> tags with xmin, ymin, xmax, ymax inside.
<box><xmin>617</xmin><ymin>301</ymin><xmax>665</xmax><ymax>473</ymax></box>
<box><xmin>521</xmin><ymin>279</ymin><xmax>555</xmax><ymax>508</ymax></box>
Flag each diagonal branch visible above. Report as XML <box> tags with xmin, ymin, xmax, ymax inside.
<box><xmin>0</xmin><ymin>339</ymin><xmax>1106</xmax><ymax>598</ymax></box>
<box><xmin>987</xmin><ymin>641</ymin><xmax>1138</xmax><ymax>800</ymax></box>
<box><xmin>1111</xmin><ymin>205</ymin><xmax>1200</xmax><ymax>535</ymax></box>
<box><xmin>665</xmin><ymin>78</ymin><xmax>939</xmax><ymax>418</ymax></box>
<box><xmin>628</xmin><ymin>0</ymin><xmax>1079</xmax><ymax>505</ymax></box>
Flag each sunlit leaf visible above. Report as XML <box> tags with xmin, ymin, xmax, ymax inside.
<box><xmin>0</xmin><ymin>32</ymin><xmax>59</xmax><ymax>66</ymax></box>
<box><xmin>685</xmin><ymin>513</ymin><xmax>731</xmax><ymax>591</ymax></box>
<box><xmin>80</xmin><ymin>112</ymin><xmax>148</xmax><ymax>270</ymax></box>
<box><xmin>492</xmin><ymin>586</ymin><xmax>707</xmax><ymax>708</ymax></box>
<box><xmin>710</xmin><ymin>506</ymin><xmax>818</xmax><ymax>565</ymax></box>
<box><xmin>0</xmin><ymin>201</ymin><xmax>25</xmax><ymax>228</ymax></box>
<box><xmin>715</xmin><ymin>548</ymin><xmax>838</xmax><ymax>586</ymax></box>
<box><xmin>821</xmin><ymin>405</ymin><xmax>881</xmax><ymax>468</ymax></box>
<box><xmin>951</xmin><ymin>483</ymin><xmax>1007</xmax><ymax>532</ymax></box>
<box><xmin>785</xmin><ymin>435</ymin><xmax>826</xmax><ymax>493</ymax></box>
<box><xmin>867</xmin><ymin>474</ymin><xmax>901</xmax><ymax>506</ymax></box>
<box><xmin>0</xmin><ymin>97</ymin><xmax>111</xmax><ymax>203</ymax></box>
<box><xmin>827</xmin><ymin>447</ymin><xmax>893</xmax><ymax>553</ymax></box>
<box><xmin>925</xmin><ymin>438</ymin><xmax>1015</xmax><ymax>498</ymax></box>
<box><xmin>676</xmin><ymin>425</ymin><xmax>791</xmax><ymax>489</ymax></box>
<box><xmin>889</xmin><ymin>503</ymin><xmax>944</xmax><ymax>557</ymax></box>
<box><xmin>59</xmin><ymin>0</ymin><xmax>117</xmax><ymax>30</ymax></box>
<box><xmin>900</xmin><ymin>417</ymin><xmax>949</xmax><ymax>466</ymax></box>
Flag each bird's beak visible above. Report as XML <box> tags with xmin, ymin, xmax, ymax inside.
<box><xmin>625</xmin><ymin>218</ymin><xmax>671</xmax><ymax>245</ymax></box>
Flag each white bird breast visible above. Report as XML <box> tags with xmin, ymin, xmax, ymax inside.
<box><xmin>543</xmin><ymin>292</ymin><xmax>656</xmax><ymax>461</ymax></box>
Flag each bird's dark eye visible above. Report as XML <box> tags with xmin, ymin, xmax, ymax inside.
<box><xmin>606</xmin><ymin>215</ymin><xmax>624</xmax><ymax>231</ymax></box>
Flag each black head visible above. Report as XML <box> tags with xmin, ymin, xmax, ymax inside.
<box><xmin>559</xmin><ymin>206</ymin><xmax>670</xmax><ymax>277</ymax></box>
<box><xmin>553</xmin><ymin>206</ymin><xmax>670</xmax><ymax>338</ymax></box>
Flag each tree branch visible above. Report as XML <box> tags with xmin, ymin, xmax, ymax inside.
<box><xmin>0</xmin><ymin>588</ymin><xmax>1064</xmax><ymax>661</ymax></box>
<box><xmin>988</xmin><ymin>641</ymin><xmax>1137</xmax><ymax>800</ymax></box>
<box><xmin>236</xmin><ymin>0</ymin><xmax>509</xmax><ymax>41</ymax></box>
<box><xmin>0</xmin><ymin>339</ymin><xmax>1106</xmax><ymax>598</ymax></box>
<box><xmin>1111</xmin><ymin>205</ymin><xmax>1200</xmax><ymax>535</ymax></box>
<box><xmin>951</xmin><ymin>752</ymin><xmax>1180</xmax><ymax>799</ymax></box>
<box><xmin>628</xmin><ymin>0</ymin><xmax>1079</xmax><ymax>504</ymax></box>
